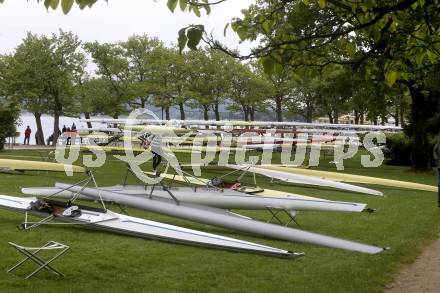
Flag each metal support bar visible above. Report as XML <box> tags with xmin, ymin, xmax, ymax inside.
<box><xmin>21</xmin><ymin>213</ymin><xmax>55</xmax><ymax>230</ymax></box>
<box><xmin>7</xmin><ymin>241</ymin><xmax>70</xmax><ymax>279</ymax></box>
<box><xmin>161</xmin><ymin>185</ymin><xmax>180</xmax><ymax>205</ymax></box>
<box><xmin>266</xmin><ymin>208</ymin><xmax>284</xmax><ymax>225</ymax></box>
<box><xmin>281</xmin><ymin>210</ymin><xmax>300</xmax><ymax>227</ymax></box>
<box><xmin>266</xmin><ymin>208</ymin><xmax>300</xmax><ymax>227</ymax></box>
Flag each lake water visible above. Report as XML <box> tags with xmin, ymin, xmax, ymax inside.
<box><xmin>16</xmin><ymin>113</ymin><xmax>90</xmax><ymax>144</ymax></box>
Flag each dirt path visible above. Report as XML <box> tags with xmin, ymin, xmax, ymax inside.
<box><xmin>386</xmin><ymin>234</ymin><xmax>440</xmax><ymax>293</ymax></box>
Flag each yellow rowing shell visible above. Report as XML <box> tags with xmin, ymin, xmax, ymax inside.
<box><xmin>262</xmin><ymin>165</ymin><xmax>437</xmax><ymax>193</ymax></box>
<box><xmin>0</xmin><ymin>159</ymin><xmax>85</xmax><ymax>173</ymax></box>
<box><xmin>81</xmin><ymin>145</ymin><xmax>200</xmax><ymax>154</ymax></box>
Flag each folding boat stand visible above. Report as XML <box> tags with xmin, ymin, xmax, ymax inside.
<box><xmin>7</xmin><ymin>241</ymin><xmax>70</xmax><ymax>279</ymax></box>
<box><xmin>20</xmin><ymin>170</ymin><xmax>108</xmax><ymax>230</ymax></box>
<box><xmin>121</xmin><ymin>164</ymin><xmax>181</xmax><ymax>205</ymax></box>
<box><xmin>266</xmin><ymin>208</ymin><xmax>301</xmax><ymax>227</ymax></box>
<box><xmin>121</xmin><ymin>163</ymin><xmax>302</xmax><ymax>227</ymax></box>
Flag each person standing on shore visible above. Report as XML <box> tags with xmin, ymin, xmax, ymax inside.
<box><xmin>433</xmin><ymin>138</ymin><xmax>440</xmax><ymax>207</ymax></box>
<box><xmin>23</xmin><ymin>126</ymin><xmax>31</xmax><ymax>145</ymax></box>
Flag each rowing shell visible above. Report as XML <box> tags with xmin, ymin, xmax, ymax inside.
<box><xmin>0</xmin><ymin>194</ymin><xmax>298</xmax><ymax>257</ymax></box>
<box><xmin>196</xmin><ymin>164</ymin><xmax>383</xmax><ymax>196</ymax></box>
<box><xmin>0</xmin><ymin>159</ymin><xmax>85</xmax><ymax>173</ymax></box>
<box><xmin>22</xmin><ymin>184</ymin><xmax>368</xmax><ymax>214</ymax></box>
<box><xmin>80</xmin><ymin>145</ymin><xmax>200</xmax><ymax>154</ymax></box>
<box><xmin>57</xmin><ymin>184</ymin><xmax>386</xmax><ymax>254</ymax></box>
<box><xmin>262</xmin><ymin>165</ymin><xmax>437</xmax><ymax>193</ymax></box>
<box><xmin>142</xmin><ymin>172</ymin><xmax>370</xmax><ymax>211</ymax></box>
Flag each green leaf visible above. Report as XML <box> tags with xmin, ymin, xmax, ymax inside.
<box><xmin>236</xmin><ymin>27</ymin><xmax>248</xmax><ymax>41</ymax></box>
<box><xmin>61</xmin><ymin>0</ymin><xmax>74</xmax><ymax>14</ymax></box>
<box><xmin>261</xmin><ymin>57</ymin><xmax>275</xmax><ymax>75</ymax></box>
<box><xmin>178</xmin><ymin>27</ymin><xmax>188</xmax><ymax>53</ymax></box>
<box><xmin>203</xmin><ymin>4</ymin><xmax>211</xmax><ymax>15</ymax></box>
<box><xmin>192</xmin><ymin>5</ymin><xmax>201</xmax><ymax>17</ymax></box>
<box><xmin>187</xmin><ymin>26</ymin><xmax>204</xmax><ymax>50</ymax></box>
<box><xmin>385</xmin><ymin>71</ymin><xmax>397</xmax><ymax>86</ymax></box>
<box><xmin>44</xmin><ymin>0</ymin><xmax>51</xmax><ymax>9</ymax></box>
<box><xmin>273</xmin><ymin>62</ymin><xmax>284</xmax><ymax>75</ymax></box>
<box><xmin>415</xmin><ymin>53</ymin><xmax>424</xmax><ymax>66</ymax></box>
<box><xmin>262</xmin><ymin>20</ymin><xmax>272</xmax><ymax>33</ymax></box>
<box><xmin>427</xmin><ymin>50</ymin><xmax>437</xmax><ymax>63</ymax></box>
<box><xmin>179</xmin><ymin>0</ymin><xmax>187</xmax><ymax>11</ymax></box>
<box><xmin>318</xmin><ymin>0</ymin><xmax>326</xmax><ymax>8</ymax></box>
<box><xmin>167</xmin><ymin>0</ymin><xmax>178</xmax><ymax>12</ymax></box>
<box><xmin>411</xmin><ymin>1</ymin><xmax>418</xmax><ymax>9</ymax></box>
<box><xmin>346</xmin><ymin>41</ymin><xmax>356</xmax><ymax>56</ymax></box>
<box><xmin>50</xmin><ymin>0</ymin><xmax>60</xmax><ymax>10</ymax></box>
<box><xmin>364</xmin><ymin>0</ymin><xmax>376</xmax><ymax>10</ymax></box>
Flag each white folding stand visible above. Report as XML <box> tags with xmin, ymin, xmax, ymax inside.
<box><xmin>7</xmin><ymin>241</ymin><xmax>70</xmax><ymax>279</ymax></box>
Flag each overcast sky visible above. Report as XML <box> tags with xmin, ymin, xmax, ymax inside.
<box><xmin>0</xmin><ymin>0</ymin><xmax>254</xmax><ymax>55</ymax></box>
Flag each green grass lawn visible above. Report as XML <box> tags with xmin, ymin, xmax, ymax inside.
<box><xmin>0</xmin><ymin>149</ymin><xmax>439</xmax><ymax>292</ymax></box>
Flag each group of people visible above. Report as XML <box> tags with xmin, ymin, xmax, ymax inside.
<box><xmin>23</xmin><ymin>123</ymin><xmax>77</xmax><ymax>145</ymax></box>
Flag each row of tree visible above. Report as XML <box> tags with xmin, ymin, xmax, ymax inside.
<box><xmin>0</xmin><ymin>31</ymin><xmax>409</xmax><ymax>147</ymax></box>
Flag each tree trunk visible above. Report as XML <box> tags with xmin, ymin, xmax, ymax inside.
<box><xmin>275</xmin><ymin>97</ymin><xmax>283</xmax><ymax>122</ymax></box>
<box><xmin>334</xmin><ymin>111</ymin><xmax>339</xmax><ymax>124</ymax></box>
<box><xmin>84</xmin><ymin>112</ymin><xmax>92</xmax><ymax>128</ymax></box>
<box><xmin>179</xmin><ymin>103</ymin><xmax>186</xmax><ymax>120</ymax></box>
<box><xmin>327</xmin><ymin>112</ymin><xmax>333</xmax><ymax>124</ymax></box>
<box><xmin>34</xmin><ymin>113</ymin><xmax>45</xmax><ymax>146</ymax></box>
<box><xmin>52</xmin><ymin>112</ymin><xmax>60</xmax><ymax>146</ymax></box>
<box><xmin>306</xmin><ymin>101</ymin><xmax>313</xmax><ymax>123</ymax></box>
<box><xmin>203</xmin><ymin>106</ymin><xmax>209</xmax><ymax>121</ymax></box>
<box><xmin>245</xmin><ymin>108</ymin><xmax>250</xmax><ymax>122</ymax></box>
<box><xmin>380</xmin><ymin>114</ymin><xmax>388</xmax><ymax>125</ymax></box>
<box><xmin>240</xmin><ymin>103</ymin><xmax>249</xmax><ymax>121</ymax></box>
<box><xmin>250</xmin><ymin>106</ymin><xmax>255</xmax><ymax>121</ymax></box>
<box><xmin>52</xmin><ymin>99</ymin><xmax>62</xmax><ymax>146</ymax></box>
<box><xmin>373</xmin><ymin>116</ymin><xmax>378</xmax><ymax>125</ymax></box>
<box><xmin>394</xmin><ymin>103</ymin><xmax>399</xmax><ymax>126</ymax></box>
<box><xmin>360</xmin><ymin>113</ymin><xmax>364</xmax><ymax>125</ymax></box>
<box><xmin>400</xmin><ymin>99</ymin><xmax>405</xmax><ymax>127</ymax></box>
<box><xmin>165</xmin><ymin>107</ymin><xmax>170</xmax><ymax>120</ymax></box>
<box><xmin>409</xmin><ymin>86</ymin><xmax>431</xmax><ymax>171</ymax></box>
<box><xmin>354</xmin><ymin>110</ymin><xmax>360</xmax><ymax>124</ymax></box>
<box><xmin>113</xmin><ymin>114</ymin><xmax>119</xmax><ymax>128</ymax></box>
<box><xmin>213</xmin><ymin>102</ymin><xmax>220</xmax><ymax>121</ymax></box>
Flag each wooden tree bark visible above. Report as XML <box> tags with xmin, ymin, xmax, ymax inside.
<box><xmin>165</xmin><ymin>107</ymin><xmax>170</xmax><ymax>120</ymax></box>
<box><xmin>203</xmin><ymin>105</ymin><xmax>209</xmax><ymax>121</ymax></box>
<box><xmin>213</xmin><ymin>102</ymin><xmax>220</xmax><ymax>121</ymax></box>
<box><xmin>275</xmin><ymin>96</ymin><xmax>283</xmax><ymax>122</ymax></box>
<box><xmin>408</xmin><ymin>84</ymin><xmax>433</xmax><ymax>171</ymax></box>
<box><xmin>84</xmin><ymin>112</ymin><xmax>92</xmax><ymax>128</ymax></box>
<box><xmin>52</xmin><ymin>97</ymin><xmax>62</xmax><ymax>146</ymax></box>
<box><xmin>178</xmin><ymin>103</ymin><xmax>186</xmax><ymax>120</ymax></box>
<box><xmin>34</xmin><ymin>112</ymin><xmax>45</xmax><ymax>145</ymax></box>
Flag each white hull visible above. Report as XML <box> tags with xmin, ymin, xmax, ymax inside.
<box><xmin>0</xmin><ymin>194</ymin><xmax>297</xmax><ymax>257</ymax></box>
<box><xmin>223</xmin><ymin>164</ymin><xmax>383</xmax><ymax>196</ymax></box>
<box><xmin>57</xmin><ymin>184</ymin><xmax>386</xmax><ymax>254</ymax></box>
<box><xmin>22</xmin><ymin>185</ymin><xmax>368</xmax><ymax>213</ymax></box>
